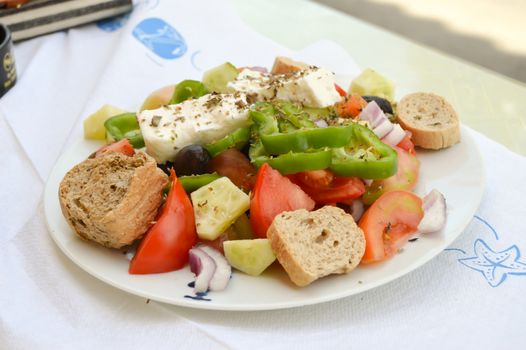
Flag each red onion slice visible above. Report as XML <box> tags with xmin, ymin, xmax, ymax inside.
<box><xmin>241</xmin><ymin>66</ymin><xmax>268</xmax><ymax>74</ymax></box>
<box><xmin>189</xmin><ymin>247</ymin><xmax>216</xmax><ymax>293</ymax></box>
<box><xmin>382</xmin><ymin>123</ymin><xmax>406</xmax><ymax>146</ymax></box>
<box><xmin>200</xmin><ymin>245</ymin><xmax>232</xmax><ymax>291</ymax></box>
<box><xmin>372</xmin><ymin>118</ymin><xmax>394</xmax><ymax>139</ymax></box>
<box><xmin>314</xmin><ymin>119</ymin><xmax>328</xmax><ymax>128</ymax></box>
<box><xmin>418</xmin><ymin>189</ymin><xmax>447</xmax><ymax>233</ymax></box>
<box><xmin>350</xmin><ymin>199</ymin><xmax>365</xmax><ymax>222</ymax></box>
<box><xmin>359</xmin><ymin>101</ymin><xmax>386</xmax><ymax>128</ymax></box>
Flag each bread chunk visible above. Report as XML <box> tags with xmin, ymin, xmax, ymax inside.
<box><xmin>267</xmin><ymin>206</ymin><xmax>365</xmax><ymax>287</ymax></box>
<box><xmin>59</xmin><ymin>151</ymin><xmax>168</xmax><ymax>248</ymax></box>
<box><xmin>271</xmin><ymin>56</ymin><xmax>310</xmax><ymax>75</ymax></box>
<box><xmin>397</xmin><ymin>92</ymin><xmax>460</xmax><ymax>149</ymax></box>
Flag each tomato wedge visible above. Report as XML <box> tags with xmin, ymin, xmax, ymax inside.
<box><xmin>334</xmin><ymin>83</ymin><xmax>347</xmax><ymax>97</ymax></box>
<box><xmin>129</xmin><ymin>169</ymin><xmax>197</xmax><ymax>274</ymax></box>
<box><xmin>290</xmin><ymin>170</ymin><xmax>365</xmax><ymax>204</ymax></box>
<box><xmin>396</xmin><ymin>135</ymin><xmax>416</xmax><ymax>155</ymax></box>
<box><xmin>208</xmin><ymin>149</ymin><xmax>257</xmax><ymax>192</ymax></box>
<box><xmin>363</xmin><ymin>146</ymin><xmax>420</xmax><ymax>205</ymax></box>
<box><xmin>334</xmin><ymin>94</ymin><xmax>367</xmax><ymax>118</ymax></box>
<box><xmin>250</xmin><ymin>163</ymin><xmax>315</xmax><ymax>238</ymax></box>
<box><xmin>359</xmin><ymin>190</ymin><xmax>424</xmax><ymax>264</ymax></box>
<box><xmin>293</xmin><ymin>169</ymin><xmax>334</xmax><ymax>188</ymax></box>
<box><xmin>95</xmin><ymin>139</ymin><xmax>135</xmax><ymax>157</ymax></box>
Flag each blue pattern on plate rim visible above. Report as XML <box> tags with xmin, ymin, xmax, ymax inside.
<box><xmin>132</xmin><ymin>17</ymin><xmax>187</xmax><ymax>59</ymax></box>
<box><xmin>184</xmin><ymin>281</ymin><xmax>211</xmax><ymax>301</ymax></box>
<box><xmin>445</xmin><ymin>215</ymin><xmax>526</xmax><ymax>287</ymax></box>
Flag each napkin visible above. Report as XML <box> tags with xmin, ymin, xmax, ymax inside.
<box><xmin>1</xmin><ymin>0</ymin><xmax>525</xmax><ymax>349</ymax></box>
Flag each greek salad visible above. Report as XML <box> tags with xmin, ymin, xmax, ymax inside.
<box><xmin>74</xmin><ymin>57</ymin><xmax>450</xmax><ymax>293</ymax></box>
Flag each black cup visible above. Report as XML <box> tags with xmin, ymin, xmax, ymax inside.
<box><xmin>0</xmin><ymin>23</ymin><xmax>16</xmax><ymax>98</ymax></box>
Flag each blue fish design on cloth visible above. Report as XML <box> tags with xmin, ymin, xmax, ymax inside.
<box><xmin>446</xmin><ymin>216</ymin><xmax>526</xmax><ymax>287</ymax></box>
<box><xmin>132</xmin><ymin>18</ymin><xmax>187</xmax><ymax>59</ymax></box>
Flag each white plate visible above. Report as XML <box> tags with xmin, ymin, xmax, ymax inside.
<box><xmin>44</xmin><ymin>125</ymin><xmax>484</xmax><ymax>311</ymax></box>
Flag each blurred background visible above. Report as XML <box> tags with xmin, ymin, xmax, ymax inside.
<box><xmin>314</xmin><ymin>0</ymin><xmax>526</xmax><ymax>83</ymax></box>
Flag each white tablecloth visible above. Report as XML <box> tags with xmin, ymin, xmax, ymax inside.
<box><xmin>1</xmin><ymin>1</ymin><xmax>525</xmax><ymax>349</ymax></box>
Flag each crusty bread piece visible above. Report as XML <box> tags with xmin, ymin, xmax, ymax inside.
<box><xmin>271</xmin><ymin>56</ymin><xmax>310</xmax><ymax>75</ymax></box>
<box><xmin>397</xmin><ymin>92</ymin><xmax>460</xmax><ymax>149</ymax></box>
<box><xmin>267</xmin><ymin>206</ymin><xmax>365</xmax><ymax>287</ymax></box>
<box><xmin>59</xmin><ymin>151</ymin><xmax>168</xmax><ymax>249</ymax></box>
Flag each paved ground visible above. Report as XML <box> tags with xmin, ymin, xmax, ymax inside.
<box><xmin>314</xmin><ymin>0</ymin><xmax>526</xmax><ymax>84</ymax></box>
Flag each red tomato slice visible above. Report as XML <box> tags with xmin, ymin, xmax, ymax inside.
<box><xmin>291</xmin><ymin>171</ymin><xmax>365</xmax><ymax>204</ymax></box>
<box><xmin>363</xmin><ymin>146</ymin><xmax>420</xmax><ymax>204</ymax></box>
<box><xmin>334</xmin><ymin>83</ymin><xmax>347</xmax><ymax>97</ymax></box>
<box><xmin>359</xmin><ymin>190</ymin><xmax>424</xmax><ymax>264</ymax></box>
<box><xmin>293</xmin><ymin>169</ymin><xmax>334</xmax><ymax>188</ymax></box>
<box><xmin>95</xmin><ymin>139</ymin><xmax>135</xmax><ymax>157</ymax></box>
<box><xmin>334</xmin><ymin>94</ymin><xmax>368</xmax><ymax>118</ymax></box>
<box><xmin>129</xmin><ymin>169</ymin><xmax>197</xmax><ymax>274</ymax></box>
<box><xmin>208</xmin><ymin>149</ymin><xmax>257</xmax><ymax>192</ymax></box>
<box><xmin>250</xmin><ymin>163</ymin><xmax>315</xmax><ymax>238</ymax></box>
<box><xmin>396</xmin><ymin>135</ymin><xmax>416</xmax><ymax>155</ymax></box>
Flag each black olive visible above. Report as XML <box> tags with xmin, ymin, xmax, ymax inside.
<box><xmin>362</xmin><ymin>96</ymin><xmax>393</xmax><ymax>115</ymax></box>
<box><xmin>172</xmin><ymin>144</ymin><xmax>211</xmax><ymax>176</ymax></box>
<box><xmin>157</xmin><ymin>161</ymin><xmax>173</xmax><ymax>176</ymax></box>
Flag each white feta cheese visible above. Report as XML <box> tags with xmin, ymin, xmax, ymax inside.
<box><xmin>226</xmin><ymin>69</ymin><xmax>275</xmax><ymax>100</ymax></box>
<box><xmin>276</xmin><ymin>68</ymin><xmax>342</xmax><ymax>108</ymax></box>
<box><xmin>138</xmin><ymin>93</ymin><xmax>250</xmax><ymax>163</ymax></box>
<box><xmin>227</xmin><ymin>67</ymin><xmax>341</xmax><ymax>108</ymax></box>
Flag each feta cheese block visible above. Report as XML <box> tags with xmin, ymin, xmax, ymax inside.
<box><xmin>227</xmin><ymin>67</ymin><xmax>342</xmax><ymax>108</ymax></box>
<box><xmin>227</xmin><ymin>69</ymin><xmax>275</xmax><ymax>100</ymax></box>
<box><xmin>275</xmin><ymin>68</ymin><xmax>342</xmax><ymax>108</ymax></box>
<box><xmin>138</xmin><ymin>93</ymin><xmax>251</xmax><ymax>163</ymax></box>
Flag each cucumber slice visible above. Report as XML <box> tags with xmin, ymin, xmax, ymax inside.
<box><xmin>350</xmin><ymin>68</ymin><xmax>395</xmax><ymax>101</ymax></box>
<box><xmin>223</xmin><ymin>239</ymin><xmax>276</xmax><ymax>276</ymax></box>
<box><xmin>191</xmin><ymin>177</ymin><xmax>250</xmax><ymax>240</ymax></box>
<box><xmin>202</xmin><ymin>62</ymin><xmax>239</xmax><ymax>93</ymax></box>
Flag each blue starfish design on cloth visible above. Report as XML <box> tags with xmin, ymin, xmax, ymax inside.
<box><xmin>458</xmin><ymin>239</ymin><xmax>526</xmax><ymax>287</ymax></box>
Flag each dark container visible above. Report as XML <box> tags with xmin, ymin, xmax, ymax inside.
<box><xmin>0</xmin><ymin>23</ymin><xmax>16</xmax><ymax>98</ymax></box>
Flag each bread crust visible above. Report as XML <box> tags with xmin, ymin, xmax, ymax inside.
<box><xmin>267</xmin><ymin>206</ymin><xmax>365</xmax><ymax>287</ymax></box>
<box><xmin>397</xmin><ymin>92</ymin><xmax>460</xmax><ymax>150</ymax></box>
<box><xmin>271</xmin><ymin>56</ymin><xmax>310</xmax><ymax>75</ymax></box>
<box><xmin>59</xmin><ymin>151</ymin><xmax>168</xmax><ymax>248</ymax></box>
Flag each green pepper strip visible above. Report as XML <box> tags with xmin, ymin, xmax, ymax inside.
<box><xmin>249</xmin><ymin>102</ymin><xmax>396</xmax><ymax>178</ymax></box>
<box><xmin>329</xmin><ymin>123</ymin><xmax>397</xmax><ymax>179</ymax></box>
<box><xmin>104</xmin><ymin>113</ymin><xmax>145</xmax><ymax>148</ymax></box>
<box><xmin>169</xmin><ymin>80</ymin><xmax>209</xmax><ymax>104</ymax></box>
<box><xmin>178</xmin><ymin>173</ymin><xmax>221</xmax><ymax>193</ymax></box>
<box><xmin>251</xmin><ymin>147</ymin><xmax>332</xmax><ymax>175</ymax></box>
<box><xmin>261</xmin><ymin>125</ymin><xmax>354</xmax><ymax>154</ymax></box>
<box><xmin>205</xmin><ymin>127</ymin><xmax>250</xmax><ymax>157</ymax></box>
<box><xmin>249</xmin><ymin>103</ymin><xmax>331</xmax><ymax>174</ymax></box>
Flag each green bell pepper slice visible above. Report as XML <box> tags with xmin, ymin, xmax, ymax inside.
<box><xmin>251</xmin><ymin>150</ymin><xmax>332</xmax><ymax>175</ymax></box>
<box><xmin>169</xmin><ymin>80</ymin><xmax>209</xmax><ymax>104</ymax></box>
<box><xmin>261</xmin><ymin>125</ymin><xmax>354</xmax><ymax>154</ymax></box>
<box><xmin>329</xmin><ymin>123</ymin><xmax>397</xmax><ymax>179</ymax></box>
<box><xmin>250</xmin><ymin>105</ymin><xmax>279</xmax><ymax>136</ymax></box>
<box><xmin>249</xmin><ymin>101</ymin><xmax>397</xmax><ymax>178</ymax></box>
<box><xmin>104</xmin><ymin>113</ymin><xmax>145</xmax><ymax>148</ymax></box>
<box><xmin>178</xmin><ymin>173</ymin><xmax>222</xmax><ymax>193</ymax></box>
<box><xmin>205</xmin><ymin>127</ymin><xmax>251</xmax><ymax>157</ymax></box>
